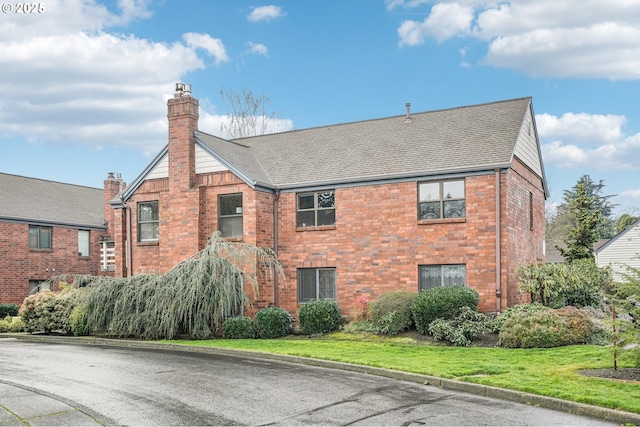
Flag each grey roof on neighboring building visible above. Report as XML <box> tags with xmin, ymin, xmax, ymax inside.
<box><xmin>196</xmin><ymin>97</ymin><xmax>534</xmax><ymax>190</ymax></box>
<box><xmin>0</xmin><ymin>173</ymin><xmax>105</xmax><ymax>229</ymax></box>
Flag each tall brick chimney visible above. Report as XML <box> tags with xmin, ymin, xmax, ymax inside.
<box><xmin>103</xmin><ymin>172</ymin><xmax>125</xmax><ymax>239</ymax></box>
<box><xmin>160</xmin><ymin>83</ymin><xmax>202</xmax><ymax>271</ymax></box>
<box><xmin>167</xmin><ymin>83</ymin><xmax>199</xmax><ymax>190</ymax></box>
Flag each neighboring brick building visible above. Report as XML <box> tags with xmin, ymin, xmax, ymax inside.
<box><xmin>109</xmin><ymin>83</ymin><xmax>548</xmax><ymax>317</ymax></box>
<box><xmin>0</xmin><ymin>173</ymin><xmax>122</xmax><ymax>305</ymax></box>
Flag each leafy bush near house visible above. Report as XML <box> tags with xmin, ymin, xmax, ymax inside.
<box><xmin>19</xmin><ymin>285</ymin><xmax>77</xmax><ymax>334</ymax></box>
<box><xmin>255</xmin><ymin>307</ymin><xmax>292</xmax><ymax>339</ymax></box>
<box><xmin>8</xmin><ymin>317</ymin><xmax>25</xmax><ymax>332</ymax></box>
<box><xmin>517</xmin><ymin>260</ymin><xmax>611</xmax><ymax>309</ymax></box>
<box><xmin>298</xmin><ymin>300</ymin><xmax>342</xmax><ymax>336</ymax></box>
<box><xmin>428</xmin><ymin>306</ymin><xmax>490</xmax><ymax>347</ymax></box>
<box><xmin>0</xmin><ymin>303</ymin><xmax>19</xmax><ymax>318</ymax></box>
<box><xmin>222</xmin><ymin>316</ymin><xmax>256</xmax><ymax>339</ymax></box>
<box><xmin>498</xmin><ymin>306</ymin><xmax>595</xmax><ymax>348</ymax></box>
<box><xmin>69</xmin><ymin>304</ymin><xmax>91</xmax><ymax>336</ymax></box>
<box><xmin>0</xmin><ymin>319</ymin><xmax>9</xmax><ymax>332</ymax></box>
<box><xmin>489</xmin><ymin>302</ymin><xmax>550</xmax><ymax>333</ymax></box>
<box><xmin>412</xmin><ymin>286</ymin><xmax>479</xmax><ymax>335</ymax></box>
<box><xmin>369</xmin><ymin>291</ymin><xmax>417</xmax><ymax>335</ymax></box>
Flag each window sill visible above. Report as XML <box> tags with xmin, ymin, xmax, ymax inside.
<box><xmin>296</xmin><ymin>225</ymin><xmax>337</xmax><ymax>232</ymax></box>
<box><xmin>418</xmin><ymin>217</ymin><xmax>466</xmax><ymax>225</ymax></box>
<box><xmin>138</xmin><ymin>241</ymin><xmax>159</xmax><ymax>246</ymax></box>
<box><xmin>29</xmin><ymin>248</ymin><xmax>52</xmax><ymax>252</ymax></box>
<box><xmin>222</xmin><ymin>237</ymin><xmax>244</xmax><ymax>242</ymax></box>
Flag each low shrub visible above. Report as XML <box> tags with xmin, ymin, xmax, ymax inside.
<box><xmin>369</xmin><ymin>291</ymin><xmax>416</xmax><ymax>335</ymax></box>
<box><xmin>0</xmin><ymin>319</ymin><xmax>9</xmax><ymax>332</ymax></box>
<box><xmin>0</xmin><ymin>303</ymin><xmax>19</xmax><ymax>318</ymax></box>
<box><xmin>20</xmin><ymin>287</ymin><xmax>77</xmax><ymax>334</ymax></box>
<box><xmin>255</xmin><ymin>307</ymin><xmax>292</xmax><ymax>339</ymax></box>
<box><xmin>498</xmin><ymin>306</ymin><xmax>595</xmax><ymax>348</ymax></box>
<box><xmin>222</xmin><ymin>316</ymin><xmax>256</xmax><ymax>339</ymax></box>
<box><xmin>489</xmin><ymin>303</ymin><xmax>550</xmax><ymax>333</ymax></box>
<box><xmin>412</xmin><ymin>286</ymin><xmax>479</xmax><ymax>335</ymax></box>
<box><xmin>69</xmin><ymin>304</ymin><xmax>91</xmax><ymax>336</ymax></box>
<box><xmin>8</xmin><ymin>317</ymin><xmax>25</xmax><ymax>332</ymax></box>
<box><xmin>428</xmin><ymin>306</ymin><xmax>490</xmax><ymax>347</ymax></box>
<box><xmin>298</xmin><ymin>300</ymin><xmax>342</xmax><ymax>336</ymax></box>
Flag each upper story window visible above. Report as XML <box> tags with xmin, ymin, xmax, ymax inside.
<box><xmin>419</xmin><ymin>264</ymin><xmax>466</xmax><ymax>291</ymax></box>
<box><xmin>219</xmin><ymin>193</ymin><xmax>243</xmax><ymax>238</ymax></box>
<box><xmin>418</xmin><ymin>179</ymin><xmax>465</xmax><ymax>220</ymax></box>
<box><xmin>28</xmin><ymin>225</ymin><xmax>52</xmax><ymax>250</ymax></box>
<box><xmin>78</xmin><ymin>230</ymin><xmax>90</xmax><ymax>257</ymax></box>
<box><xmin>297</xmin><ymin>191</ymin><xmax>335</xmax><ymax>228</ymax></box>
<box><xmin>138</xmin><ymin>201</ymin><xmax>159</xmax><ymax>242</ymax></box>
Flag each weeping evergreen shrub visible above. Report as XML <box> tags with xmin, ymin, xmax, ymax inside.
<box><xmin>255</xmin><ymin>307</ymin><xmax>292</xmax><ymax>338</ymax></box>
<box><xmin>222</xmin><ymin>316</ymin><xmax>256</xmax><ymax>339</ymax></box>
<box><xmin>298</xmin><ymin>300</ymin><xmax>342</xmax><ymax>335</ymax></box>
<box><xmin>53</xmin><ymin>232</ymin><xmax>282</xmax><ymax>340</ymax></box>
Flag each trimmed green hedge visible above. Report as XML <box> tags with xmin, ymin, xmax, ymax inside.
<box><xmin>298</xmin><ymin>300</ymin><xmax>342</xmax><ymax>336</ymax></box>
<box><xmin>255</xmin><ymin>307</ymin><xmax>292</xmax><ymax>339</ymax></box>
<box><xmin>412</xmin><ymin>286</ymin><xmax>479</xmax><ymax>335</ymax></box>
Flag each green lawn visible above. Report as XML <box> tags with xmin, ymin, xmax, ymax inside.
<box><xmin>165</xmin><ymin>332</ymin><xmax>640</xmax><ymax>414</ymax></box>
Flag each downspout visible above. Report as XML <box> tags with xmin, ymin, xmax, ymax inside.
<box><xmin>122</xmin><ymin>199</ymin><xmax>132</xmax><ymax>278</ymax></box>
<box><xmin>495</xmin><ymin>169</ymin><xmax>501</xmax><ymax>313</ymax></box>
<box><xmin>273</xmin><ymin>189</ymin><xmax>281</xmax><ymax>307</ymax></box>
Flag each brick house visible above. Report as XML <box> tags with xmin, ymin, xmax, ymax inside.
<box><xmin>0</xmin><ymin>173</ymin><xmax>122</xmax><ymax>305</ymax></box>
<box><xmin>108</xmin><ymin>83</ymin><xmax>548</xmax><ymax>317</ymax></box>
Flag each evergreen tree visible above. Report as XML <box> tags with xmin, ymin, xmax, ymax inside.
<box><xmin>557</xmin><ymin>181</ymin><xmax>602</xmax><ymax>262</ymax></box>
<box><xmin>559</xmin><ymin>175</ymin><xmax>616</xmax><ymax>239</ymax></box>
<box><xmin>616</xmin><ymin>213</ymin><xmax>640</xmax><ymax>234</ymax></box>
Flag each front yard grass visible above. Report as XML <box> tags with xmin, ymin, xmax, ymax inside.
<box><xmin>166</xmin><ymin>332</ymin><xmax>640</xmax><ymax>414</ymax></box>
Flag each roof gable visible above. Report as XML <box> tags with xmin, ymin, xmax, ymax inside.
<box><xmin>0</xmin><ymin>173</ymin><xmax>105</xmax><ymax>229</ymax></box>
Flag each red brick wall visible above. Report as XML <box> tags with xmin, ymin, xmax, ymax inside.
<box><xmin>502</xmin><ymin>157</ymin><xmax>546</xmax><ymax>308</ymax></box>
<box><xmin>0</xmin><ymin>222</ymin><xmax>106</xmax><ymax>305</ymax></box>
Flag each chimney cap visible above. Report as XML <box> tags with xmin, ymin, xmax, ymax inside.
<box><xmin>175</xmin><ymin>82</ymin><xmax>191</xmax><ymax>97</ymax></box>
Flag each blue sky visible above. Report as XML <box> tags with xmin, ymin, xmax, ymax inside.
<box><xmin>1</xmin><ymin>0</ymin><xmax>639</xmax><ymax>216</ymax></box>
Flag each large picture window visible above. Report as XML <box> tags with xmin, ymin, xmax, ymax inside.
<box><xmin>298</xmin><ymin>268</ymin><xmax>336</xmax><ymax>303</ymax></box>
<box><xmin>28</xmin><ymin>226</ymin><xmax>52</xmax><ymax>250</ymax></box>
<box><xmin>297</xmin><ymin>191</ymin><xmax>335</xmax><ymax>227</ymax></box>
<box><xmin>418</xmin><ymin>179</ymin><xmax>465</xmax><ymax>220</ymax></box>
<box><xmin>219</xmin><ymin>193</ymin><xmax>243</xmax><ymax>238</ymax></box>
<box><xmin>419</xmin><ymin>264</ymin><xmax>466</xmax><ymax>291</ymax></box>
<box><xmin>138</xmin><ymin>201</ymin><xmax>159</xmax><ymax>242</ymax></box>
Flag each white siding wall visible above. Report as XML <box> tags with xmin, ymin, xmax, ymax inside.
<box><xmin>143</xmin><ymin>146</ymin><xmax>229</xmax><ymax>180</ymax></box>
<box><xmin>513</xmin><ymin>107</ymin><xmax>543</xmax><ymax>177</ymax></box>
<box><xmin>596</xmin><ymin>223</ymin><xmax>640</xmax><ymax>280</ymax></box>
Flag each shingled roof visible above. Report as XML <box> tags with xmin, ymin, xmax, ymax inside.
<box><xmin>196</xmin><ymin>97</ymin><xmax>535</xmax><ymax>190</ymax></box>
<box><xmin>0</xmin><ymin>173</ymin><xmax>105</xmax><ymax>229</ymax></box>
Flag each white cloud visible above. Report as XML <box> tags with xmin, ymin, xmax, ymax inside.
<box><xmin>398</xmin><ymin>3</ymin><xmax>474</xmax><ymax>45</ymax></box>
<box><xmin>183</xmin><ymin>33</ymin><xmax>229</xmax><ymax>65</ymax></box>
<box><xmin>247</xmin><ymin>5</ymin><xmax>286</xmax><ymax>23</ymax></box>
<box><xmin>538</xmin><ymin>112</ymin><xmax>640</xmax><ymax>170</ymax></box>
<box><xmin>245</xmin><ymin>42</ymin><xmax>269</xmax><ymax>57</ymax></box>
<box><xmin>394</xmin><ymin>0</ymin><xmax>640</xmax><ymax>80</ymax></box>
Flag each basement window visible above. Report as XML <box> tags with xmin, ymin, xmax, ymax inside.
<box><xmin>28</xmin><ymin>226</ymin><xmax>52</xmax><ymax>250</ymax></box>
<box><xmin>419</xmin><ymin>264</ymin><xmax>466</xmax><ymax>291</ymax></box>
<box><xmin>298</xmin><ymin>268</ymin><xmax>336</xmax><ymax>303</ymax></box>
<box><xmin>138</xmin><ymin>201</ymin><xmax>159</xmax><ymax>242</ymax></box>
<box><xmin>297</xmin><ymin>191</ymin><xmax>335</xmax><ymax>227</ymax></box>
<box><xmin>418</xmin><ymin>179</ymin><xmax>465</xmax><ymax>220</ymax></box>
<box><xmin>219</xmin><ymin>193</ymin><xmax>243</xmax><ymax>238</ymax></box>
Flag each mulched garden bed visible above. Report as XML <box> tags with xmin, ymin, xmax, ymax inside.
<box><xmin>579</xmin><ymin>368</ymin><xmax>640</xmax><ymax>383</ymax></box>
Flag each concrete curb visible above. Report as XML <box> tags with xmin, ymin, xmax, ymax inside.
<box><xmin>7</xmin><ymin>333</ymin><xmax>640</xmax><ymax>425</ymax></box>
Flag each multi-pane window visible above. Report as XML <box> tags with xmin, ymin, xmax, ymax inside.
<box><xmin>418</xmin><ymin>179</ymin><xmax>465</xmax><ymax>220</ymax></box>
<box><xmin>219</xmin><ymin>193</ymin><xmax>243</xmax><ymax>238</ymax></box>
<box><xmin>419</xmin><ymin>264</ymin><xmax>466</xmax><ymax>291</ymax></box>
<box><xmin>138</xmin><ymin>201</ymin><xmax>159</xmax><ymax>242</ymax></box>
<box><xmin>297</xmin><ymin>191</ymin><xmax>335</xmax><ymax>227</ymax></box>
<box><xmin>298</xmin><ymin>268</ymin><xmax>336</xmax><ymax>303</ymax></box>
<box><xmin>78</xmin><ymin>230</ymin><xmax>90</xmax><ymax>257</ymax></box>
<box><xmin>28</xmin><ymin>226</ymin><xmax>52</xmax><ymax>250</ymax></box>
<box><xmin>29</xmin><ymin>280</ymin><xmax>51</xmax><ymax>295</ymax></box>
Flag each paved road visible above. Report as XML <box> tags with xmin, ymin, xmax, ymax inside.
<box><xmin>0</xmin><ymin>338</ymin><xmax>619</xmax><ymax>426</ymax></box>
